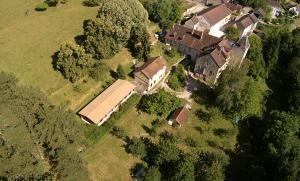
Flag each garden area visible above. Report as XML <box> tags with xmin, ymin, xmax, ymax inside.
<box><xmin>82</xmin><ymin>89</ymin><xmax>237</xmax><ymax>180</ymax></box>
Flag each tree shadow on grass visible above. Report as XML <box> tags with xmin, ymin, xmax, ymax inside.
<box><xmin>51</xmin><ymin>50</ymin><xmax>60</xmax><ymax>71</ymax></box>
<box><xmin>109</xmin><ymin>70</ymin><xmax>118</xmax><ymax>79</ymax></box>
<box><xmin>142</xmin><ymin>124</ymin><xmax>152</xmax><ymax>135</ymax></box>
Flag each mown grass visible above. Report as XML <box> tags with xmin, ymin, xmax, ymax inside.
<box><xmin>0</xmin><ymin>0</ymin><xmax>99</xmax><ymax>107</ymax></box>
<box><xmin>0</xmin><ymin>0</ymin><xmax>137</xmax><ymax>110</ymax></box>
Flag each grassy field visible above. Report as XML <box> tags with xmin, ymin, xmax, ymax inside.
<box><xmin>0</xmin><ymin>0</ymin><xmax>137</xmax><ymax>110</ymax></box>
<box><xmin>83</xmin><ymin>108</ymin><xmax>157</xmax><ymax>181</ymax></box>
<box><xmin>0</xmin><ymin>0</ymin><xmax>100</xmax><ymax>107</ymax></box>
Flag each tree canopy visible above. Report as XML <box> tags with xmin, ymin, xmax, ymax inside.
<box><xmin>55</xmin><ymin>42</ymin><xmax>93</xmax><ymax>82</ymax></box>
<box><xmin>83</xmin><ymin>0</ymin><xmax>148</xmax><ymax>59</ymax></box>
<box><xmin>139</xmin><ymin>89</ymin><xmax>181</xmax><ymax>116</ymax></box>
<box><xmin>140</xmin><ymin>0</ymin><xmax>184</xmax><ymax>29</ymax></box>
<box><xmin>0</xmin><ymin>72</ymin><xmax>89</xmax><ymax>180</ymax></box>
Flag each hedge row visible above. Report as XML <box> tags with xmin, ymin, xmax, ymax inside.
<box><xmin>85</xmin><ymin>93</ymin><xmax>141</xmax><ymax>144</ymax></box>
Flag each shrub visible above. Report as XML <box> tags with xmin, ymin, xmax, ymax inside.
<box><xmin>61</xmin><ymin>0</ymin><xmax>68</xmax><ymax>4</ymax></box>
<box><xmin>126</xmin><ymin>137</ymin><xmax>147</xmax><ymax>158</ymax></box>
<box><xmin>45</xmin><ymin>0</ymin><xmax>59</xmax><ymax>7</ymax></box>
<box><xmin>167</xmin><ymin>64</ymin><xmax>187</xmax><ymax>90</ymax></box>
<box><xmin>149</xmin><ymin>119</ymin><xmax>164</xmax><ymax>137</ymax></box>
<box><xmin>111</xmin><ymin>126</ymin><xmax>127</xmax><ymax>140</ymax></box>
<box><xmin>116</xmin><ymin>64</ymin><xmax>126</xmax><ymax>79</ymax></box>
<box><xmin>82</xmin><ymin>0</ymin><xmax>100</xmax><ymax>7</ymax></box>
<box><xmin>73</xmin><ymin>85</ymin><xmax>83</xmax><ymax>93</ymax></box>
<box><xmin>139</xmin><ymin>89</ymin><xmax>181</xmax><ymax>116</ymax></box>
<box><xmin>89</xmin><ymin>62</ymin><xmax>110</xmax><ymax>81</ymax></box>
<box><xmin>213</xmin><ymin>128</ymin><xmax>236</xmax><ymax>138</ymax></box>
<box><xmin>185</xmin><ymin>137</ymin><xmax>198</xmax><ymax>147</ymax></box>
<box><xmin>165</xmin><ymin>48</ymin><xmax>178</xmax><ymax>58</ymax></box>
<box><xmin>225</xmin><ymin>26</ymin><xmax>240</xmax><ymax>42</ymax></box>
<box><xmin>35</xmin><ymin>3</ymin><xmax>48</xmax><ymax>11</ymax></box>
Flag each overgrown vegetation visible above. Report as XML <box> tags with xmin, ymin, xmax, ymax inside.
<box><xmin>167</xmin><ymin>64</ymin><xmax>187</xmax><ymax>90</ymax></box>
<box><xmin>225</xmin><ymin>26</ymin><xmax>240</xmax><ymax>42</ymax></box>
<box><xmin>139</xmin><ymin>0</ymin><xmax>184</xmax><ymax>29</ymax></box>
<box><xmin>139</xmin><ymin>89</ymin><xmax>181</xmax><ymax>116</ymax></box>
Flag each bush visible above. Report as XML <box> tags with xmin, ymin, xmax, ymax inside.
<box><xmin>167</xmin><ymin>64</ymin><xmax>187</xmax><ymax>90</ymax></box>
<box><xmin>73</xmin><ymin>85</ymin><xmax>83</xmax><ymax>93</ymax></box>
<box><xmin>89</xmin><ymin>62</ymin><xmax>110</xmax><ymax>81</ymax></box>
<box><xmin>149</xmin><ymin>119</ymin><xmax>164</xmax><ymax>137</ymax></box>
<box><xmin>116</xmin><ymin>64</ymin><xmax>126</xmax><ymax>79</ymax></box>
<box><xmin>45</xmin><ymin>0</ymin><xmax>59</xmax><ymax>7</ymax></box>
<box><xmin>82</xmin><ymin>0</ymin><xmax>100</xmax><ymax>7</ymax></box>
<box><xmin>35</xmin><ymin>3</ymin><xmax>48</xmax><ymax>11</ymax></box>
<box><xmin>225</xmin><ymin>26</ymin><xmax>240</xmax><ymax>42</ymax></box>
<box><xmin>213</xmin><ymin>128</ymin><xmax>236</xmax><ymax>138</ymax></box>
<box><xmin>185</xmin><ymin>137</ymin><xmax>198</xmax><ymax>147</ymax></box>
<box><xmin>111</xmin><ymin>126</ymin><xmax>127</xmax><ymax>140</ymax></box>
<box><xmin>165</xmin><ymin>48</ymin><xmax>178</xmax><ymax>58</ymax></box>
<box><xmin>139</xmin><ymin>89</ymin><xmax>181</xmax><ymax>116</ymax></box>
<box><xmin>126</xmin><ymin>137</ymin><xmax>147</xmax><ymax>158</ymax></box>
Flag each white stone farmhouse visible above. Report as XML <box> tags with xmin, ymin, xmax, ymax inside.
<box><xmin>184</xmin><ymin>4</ymin><xmax>233</xmax><ymax>38</ymax></box>
<box><xmin>235</xmin><ymin>13</ymin><xmax>259</xmax><ymax>38</ymax></box>
<box><xmin>134</xmin><ymin>56</ymin><xmax>167</xmax><ymax>93</ymax></box>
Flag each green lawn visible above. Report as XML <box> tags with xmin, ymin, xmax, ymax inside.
<box><xmin>0</xmin><ymin>0</ymin><xmax>99</xmax><ymax>107</ymax></box>
<box><xmin>0</xmin><ymin>0</ymin><xmax>136</xmax><ymax>110</ymax></box>
<box><xmin>83</xmin><ymin>107</ymin><xmax>157</xmax><ymax>181</ymax></box>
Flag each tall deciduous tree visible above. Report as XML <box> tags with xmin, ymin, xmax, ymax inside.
<box><xmin>83</xmin><ymin>0</ymin><xmax>148</xmax><ymax>59</ymax></box>
<box><xmin>56</xmin><ymin>42</ymin><xmax>93</xmax><ymax>82</ymax></box>
<box><xmin>139</xmin><ymin>89</ymin><xmax>181</xmax><ymax>116</ymax></box>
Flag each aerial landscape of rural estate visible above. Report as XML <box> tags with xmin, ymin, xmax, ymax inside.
<box><xmin>0</xmin><ymin>0</ymin><xmax>300</xmax><ymax>180</ymax></box>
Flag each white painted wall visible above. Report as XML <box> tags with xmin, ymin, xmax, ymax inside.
<box><xmin>241</xmin><ymin>22</ymin><xmax>257</xmax><ymax>38</ymax></box>
<box><xmin>147</xmin><ymin>66</ymin><xmax>167</xmax><ymax>91</ymax></box>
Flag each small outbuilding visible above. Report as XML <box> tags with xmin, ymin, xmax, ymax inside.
<box><xmin>168</xmin><ymin>106</ymin><xmax>189</xmax><ymax>127</ymax></box>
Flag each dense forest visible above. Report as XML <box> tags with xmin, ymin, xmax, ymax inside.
<box><xmin>0</xmin><ymin>72</ymin><xmax>89</xmax><ymax>180</ymax></box>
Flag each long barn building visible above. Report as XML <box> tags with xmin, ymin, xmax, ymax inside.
<box><xmin>78</xmin><ymin>79</ymin><xmax>136</xmax><ymax>126</ymax></box>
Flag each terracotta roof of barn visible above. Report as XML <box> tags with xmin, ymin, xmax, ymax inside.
<box><xmin>78</xmin><ymin>80</ymin><xmax>136</xmax><ymax>124</ymax></box>
<box><xmin>135</xmin><ymin>57</ymin><xmax>166</xmax><ymax>79</ymax></box>
<box><xmin>236</xmin><ymin>13</ymin><xmax>258</xmax><ymax>30</ymax></box>
<box><xmin>170</xmin><ymin>107</ymin><xmax>188</xmax><ymax>125</ymax></box>
<box><xmin>198</xmin><ymin>4</ymin><xmax>232</xmax><ymax>26</ymax></box>
<box><xmin>165</xmin><ymin>25</ymin><xmax>222</xmax><ymax>53</ymax></box>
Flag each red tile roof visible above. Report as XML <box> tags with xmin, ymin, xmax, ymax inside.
<box><xmin>199</xmin><ymin>4</ymin><xmax>232</xmax><ymax>26</ymax></box>
<box><xmin>135</xmin><ymin>57</ymin><xmax>166</xmax><ymax>79</ymax></box>
<box><xmin>236</xmin><ymin>13</ymin><xmax>258</xmax><ymax>30</ymax></box>
<box><xmin>225</xmin><ymin>3</ymin><xmax>243</xmax><ymax>12</ymax></box>
<box><xmin>165</xmin><ymin>25</ymin><xmax>222</xmax><ymax>54</ymax></box>
<box><xmin>170</xmin><ymin>107</ymin><xmax>188</xmax><ymax>125</ymax></box>
<box><xmin>209</xmin><ymin>47</ymin><xmax>228</xmax><ymax>67</ymax></box>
